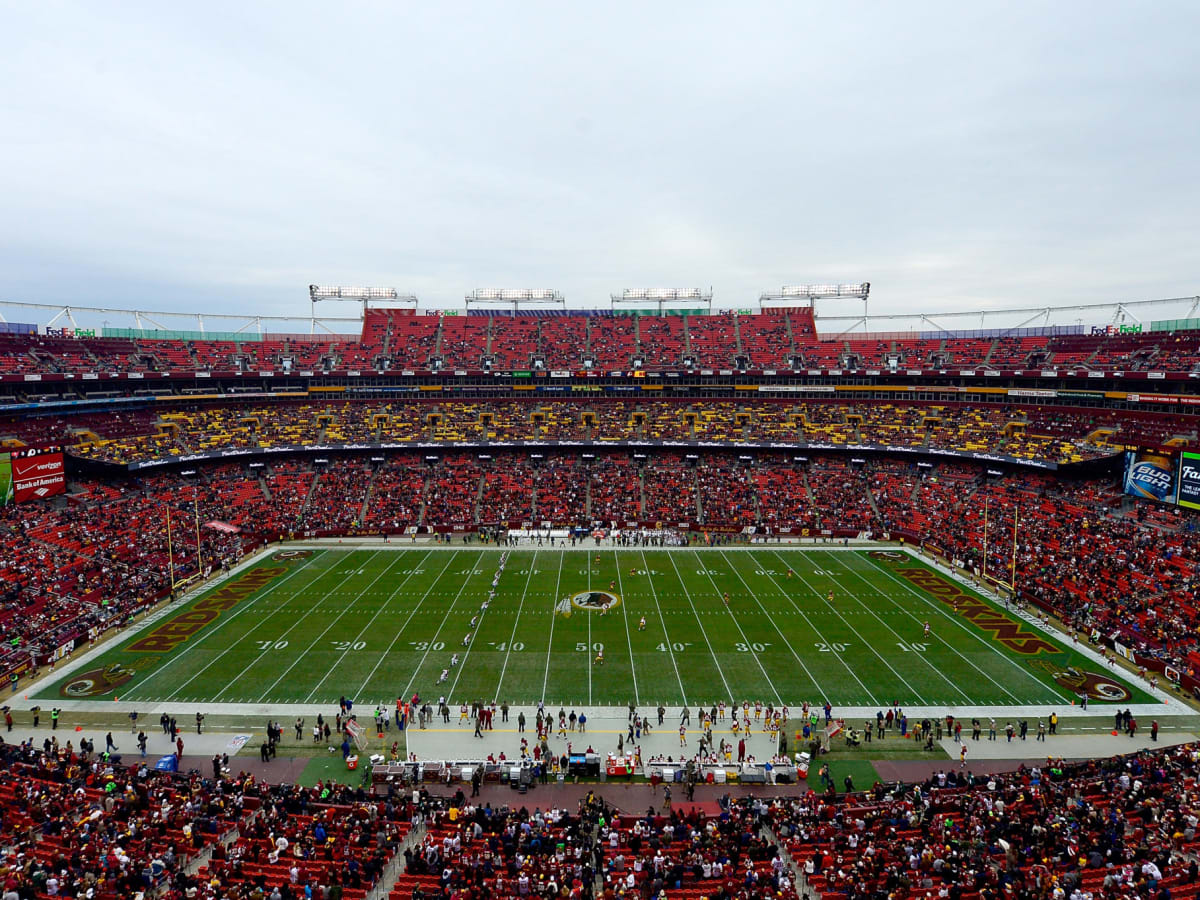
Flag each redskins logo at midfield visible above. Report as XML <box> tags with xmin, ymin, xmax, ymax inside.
<box><xmin>868</xmin><ymin>551</ymin><xmax>906</xmax><ymax>562</ymax></box>
<box><xmin>1030</xmin><ymin>659</ymin><xmax>1131</xmax><ymax>702</ymax></box>
<box><xmin>554</xmin><ymin>590</ymin><xmax>621</xmax><ymax>616</ymax></box>
<box><xmin>61</xmin><ymin>663</ymin><xmax>139</xmax><ymax>698</ymax></box>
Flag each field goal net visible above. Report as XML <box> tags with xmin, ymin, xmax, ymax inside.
<box><xmin>345</xmin><ymin>719</ymin><xmax>369</xmax><ymax>752</ymax></box>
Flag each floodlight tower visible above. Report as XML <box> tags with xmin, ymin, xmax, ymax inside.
<box><xmin>611</xmin><ymin>288</ymin><xmax>713</xmax><ymax>315</ymax></box>
<box><xmin>759</xmin><ymin>283</ymin><xmax>870</xmax><ymax>331</ymax></box>
<box><xmin>308</xmin><ymin>285</ymin><xmax>417</xmax><ymax>322</ymax></box>
<box><xmin>465</xmin><ymin>289</ymin><xmax>565</xmax><ymax>315</ymax></box>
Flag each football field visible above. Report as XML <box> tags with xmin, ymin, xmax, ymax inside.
<box><xmin>41</xmin><ymin>545</ymin><xmax>1149</xmax><ymax>709</ymax></box>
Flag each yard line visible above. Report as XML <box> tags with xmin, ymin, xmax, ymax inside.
<box><xmin>253</xmin><ymin>550</ymin><xmax>401</xmax><ymax>701</ymax></box>
<box><xmin>639</xmin><ymin>550</ymin><xmax>689</xmax><ymax>706</ymax></box>
<box><xmin>745</xmin><ymin>553</ymin><xmax>879</xmax><ymax>704</ymax></box>
<box><xmin>540</xmin><ymin>551</ymin><xmax>566</xmax><ymax>703</ymax></box>
<box><xmin>354</xmin><ymin>551</ymin><xmax>461</xmax><ymax>697</ymax></box>
<box><xmin>587</xmin><ymin>552</ymin><xmax>593</xmax><ymax>704</ymax></box>
<box><xmin>448</xmin><ymin>550</ymin><xmax>521</xmax><ymax>700</ymax></box>
<box><xmin>169</xmin><ymin>550</ymin><xmax>381</xmax><ymax>702</ymax></box>
<box><xmin>770</xmin><ymin>549</ymin><xmax>928</xmax><ymax>704</ymax></box>
<box><xmin>794</xmin><ymin>550</ymin><xmax>975</xmax><ymax>704</ymax></box>
<box><xmin>819</xmin><ymin>550</ymin><xmax>1023</xmax><ymax>703</ymax></box>
<box><xmin>652</xmin><ymin>549</ymin><xmax>715</xmax><ymax>705</ymax></box>
<box><xmin>685</xmin><ymin>550</ymin><xmax>779</xmax><ymax>705</ymax></box>
<box><xmin>402</xmin><ymin>550</ymin><xmax>488</xmax><ymax>701</ymax></box>
<box><xmin>125</xmin><ymin>550</ymin><xmax>332</xmax><ymax>699</ymax></box>
<box><xmin>302</xmin><ymin>549</ymin><xmax>434</xmax><ymax>702</ymax></box>
<box><xmin>612</xmin><ymin>551</ymin><xmax>640</xmax><ymax>707</ymax></box>
<box><xmin>491</xmin><ymin>551</ymin><xmax>540</xmax><ymax>702</ymax></box>
<box><xmin>714</xmin><ymin>550</ymin><xmax>824</xmax><ymax>698</ymax></box>
<box><xmin>854</xmin><ymin>551</ymin><xmax>1066</xmax><ymax>703</ymax></box>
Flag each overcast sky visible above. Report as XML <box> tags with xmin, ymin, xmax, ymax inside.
<box><xmin>1</xmin><ymin>1</ymin><xmax>1197</xmax><ymax>326</ymax></box>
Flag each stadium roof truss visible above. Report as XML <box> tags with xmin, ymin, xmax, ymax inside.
<box><xmin>813</xmin><ymin>294</ymin><xmax>1200</xmax><ymax>340</ymax></box>
<box><xmin>0</xmin><ymin>299</ymin><xmax>362</xmax><ymax>336</ymax></box>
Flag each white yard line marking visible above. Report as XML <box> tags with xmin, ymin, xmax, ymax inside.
<box><xmin>170</xmin><ymin>550</ymin><xmax>380</xmax><ymax>702</ymax></box>
<box><xmin>769</xmin><ymin>549</ymin><xmax>928</xmax><ymax>704</ymax></box>
<box><xmin>800</xmin><ymin>550</ymin><xmax>976</xmax><ymax>704</ymax></box>
<box><xmin>818</xmin><ymin>550</ymin><xmax>1021</xmax><ymax>703</ymax></box>
<box><xmin>638</xmin><ymin>550</ymin><xmax>689</xmax><ymax>705</ymax></box>
<box><xmin>402</xmin><ymin>550</ymin><xmax>488</xmax><ymax>701</ymax></box>
<box><xmin>715</xmin><ymin>550</ymin><xmax>825</xmax><ymax>699</ymax></box>
<box><xmin>127</xmin><ymin>551</ymin><xmax>334</xmax><ymax>700</ymax></box>
<box><xmin>448</xmin><ymin>550</ymin><xmax>522</xmax><ymax>700</ymax></box>
<box><xmin>355</xmin><ymin>551</ymin><xmax>461</xmax><ymax>697</ymax></box>
<box><xmin>746</xmin><ymin>551</ymin><xmax>879</xmax><ymax>705</ymax></box>
<box><xmin>613</xmin><ymin>550</ymin><xmax>640</xmax><ymax>707</ymax></box>
<box><xmin>855</xmin><ymin>550</ymin><xmax>1072</xmax><ymax>703</ymax></box>
<box><xmin>686</xmin><ymin>550</ymin><xmax>779</xmax><ymax>705</ymax></box>
<box><xmin>491</xmin><ymin>551</ymin><xmax>539</xmax><ymax>703</ymax></box>
<box><xmin>540</xmin><ymin>551</ymin><xmax>565</xmax><ymax>703</ymax></box>
<box><xmin>587</xmin><ymin>553</ymin><xmax>593</xmax><ymax>704</ymax></box>
<box><xmin>302</xmin><ymin>549</ymin><xmax>434</xmax><ymax>703</ymax></box>
<box><xmin>252</xmin><ymin>551</ymin><xmax>399</xmax><ymax>702</ymax></box>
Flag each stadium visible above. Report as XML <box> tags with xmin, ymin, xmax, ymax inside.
<box><xmin>5</xmin><ymin>4</ymin><xmax>1200</xmax><ymax>898</ymax></box>
<box><xmin>2</xmin><ymin>288</ymin><xmax>1200</xmax><ymax>899</ymax></box>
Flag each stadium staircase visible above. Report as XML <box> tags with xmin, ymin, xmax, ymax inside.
<box><xmin>638</xmin><ymin>468</ymin><xmax>647</xmax><ymax>517</ymax></box>
<box><xmin>530</xmin><ymin>480</ymin><xmax>539</xmax><ymax>520</ymax></box>
<box><xmin>861</xmin><ymin>476</ymin><xmax>882</xmax><ymax>519</ymax></box>
<box><xmin>417</xmin><ymin>474</ymin><xmax>430</xmax><ymax>526</ymax></box>
<box><xmin>982</xmin><ymin>339</ymin><xmax>998</xmax><ymax>366</ymax></box>
<box><xmin>733</xmin><ymin>314</ymin><xmax>744</xmax><ymax>355</ymax></box>
<box><xmin>257</xmin><ymin>473</ymin><xmax>272</xmax><ymax>501</ymax></box>
<box><xmin>800</xmin><ymin>471</ymin><xmax>816</xmax><ymax>505</ymax></box>
<box><xmin>691</xmin><ymin>468</ymin><xmax>704</xmax><ymax>522</ymax></box>
<box><xmin>298</xmin><ymin>474</ymin><xmax>319</xmax><ymax>518</ymax></box>
<box><xmin>471</xmin><ymin>471</ymin><xmax>485</xmax><ymax>524</ymax></box>
<box><xmin>359</xmin><ymin>467</ymin><xmax>381</xmax><ymax>522</ymax></box>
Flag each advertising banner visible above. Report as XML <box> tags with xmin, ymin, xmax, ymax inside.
<box><xmin>1123</xmin><ymin>450</ymin><xmax>1176</xmax><ymax>503</ymax></box>
<box><xmin>11</xmin><ymin>447</ymin><xmax>65</xmax><ymax>503</ymax></box>
<box><xmin>1178</xmin><ymin>452</ymin><xmax>1200</xmax><ymax>510</ymax></box>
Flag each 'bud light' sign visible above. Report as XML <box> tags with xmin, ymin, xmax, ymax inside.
<box><xmin>1124</xmin><ymin>450</ymin><xmax>1176</xmax><ymax>503</ymax></box>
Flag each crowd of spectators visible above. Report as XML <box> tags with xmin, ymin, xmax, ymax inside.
<box><xmin>1</xmin><ymin>706</ymin><xmax>1198</xmax><ymax>900</ymax></box>
<box><xmin>8</xmin><ymin>318</ymin><xmax>1200</xmax><ymax>379</ymax></box>
<box><xmin>59</xmin><ymin>399</ymin><xmax>1122</xmax><ymax>466</ymax></box>
<box><xmin>773</xmin><ymin>742</ymin><xmax>1200</xmax><ymax>900</ymax></box>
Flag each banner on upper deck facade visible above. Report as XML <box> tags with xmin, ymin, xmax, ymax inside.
<box><xmin>10</xmin><ymin>447</ymin><xmax>65</xmax><ymax>503</ymax></box>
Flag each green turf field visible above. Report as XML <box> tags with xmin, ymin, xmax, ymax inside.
<box><xmin>40</xmin><ymin>546</ymin><xmax>1149</xmax><ymax>709</ymax></box>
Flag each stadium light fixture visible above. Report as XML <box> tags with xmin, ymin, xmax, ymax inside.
<box><xmin>760</xmin><ymin>281</ymin><xmax>871</xmax><ymax>324</ymax></box>
<box><xmin>774</xmin><ymin>283</ymin><xmax>870</xmax><ymax>300</ymax></box>
<box><xmin>309</xmin><ymin>286</ymin><xmax>402</xmax><ymax>301</ymax></box>
<box><xmin>307</xmin><ymin>285</ymin><xmax>418</xmax><ymax>324</ymax></box>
